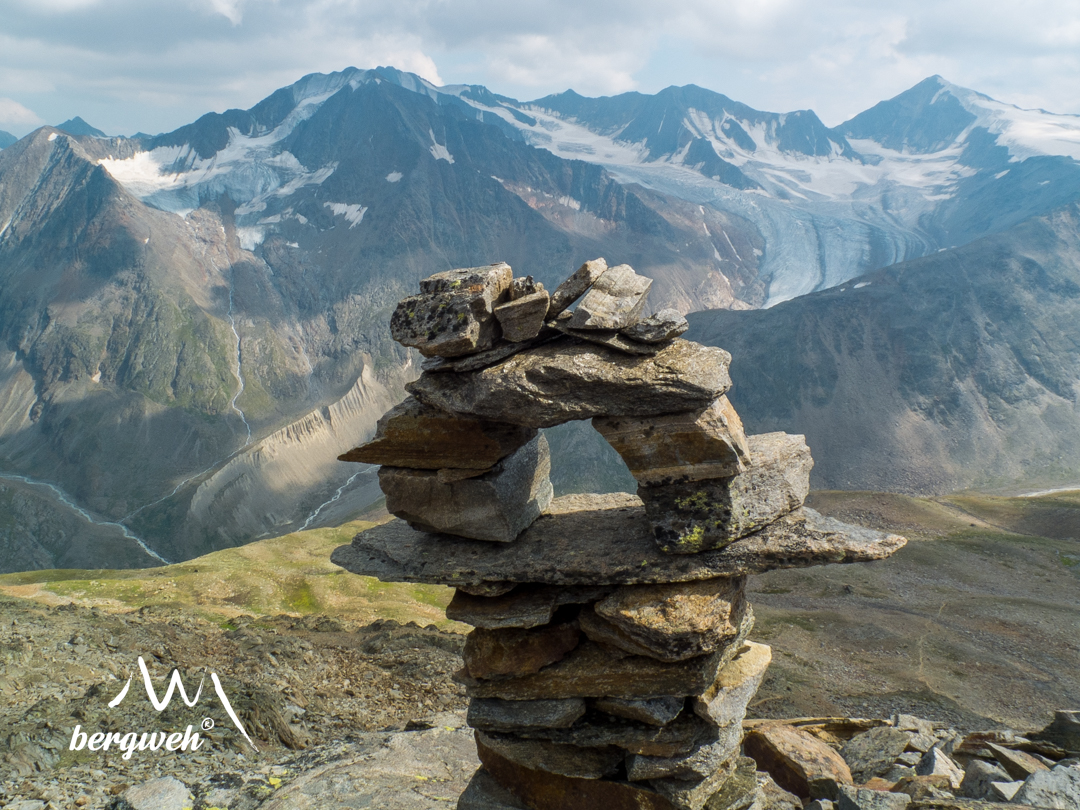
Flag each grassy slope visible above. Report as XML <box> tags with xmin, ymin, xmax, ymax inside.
<box><xmin>0</xmin><ymin>517</ymin><xmax>462</xmax><ymax>631</ymax></box>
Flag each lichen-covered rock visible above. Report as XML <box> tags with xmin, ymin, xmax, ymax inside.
<box><xmin>593</xmin><ymin>396</ymin><xmax>749</xmax><ymax>487</ymax></box>
<box><xmin>692</xmin><ymin>641</ymin><xmax>771</xmax><ymax>728</ymax></box>
<box><xmin>390</xmin><ymin>263</ymin><xmax>512</xmax><ymax>357</ymax></box>
<box><xmin>579</xmin><ymin>577</ymin><xmax>748</xmax><ymax>662</ymax></box>
<box><xmin>568</xmin><ymin>264</ymin><xmax>653</xmax><ymax>330</ymax></box>
<box><xmin>841</xmin><ymin>727</ymin><xmax>913</xmax><ymax>784</ymax></box>
<box><xmin>378</xmin><ymin>434</ymin><xmax>552</xmax><ymax>543</ymax></box>
<box><xmin>640</xmin><ymin>432</ymin><xmax>812</xmax><ymax>554</ymax></box>
<box><xmin>406</xmin><ymin>339</ymin><xmax>732</xmax><ymax>428</ymax></box>
<box><xmin>467</xmin><ymin>698</ymin><xmax>586</xmax><ymax>732</ymax></box>
<box><xmin>338</xmin><ymin>397</ymin><xmax>536</xmax><ymax>469</ymax></box>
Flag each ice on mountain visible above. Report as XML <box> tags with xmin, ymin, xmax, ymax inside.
<box><xmin>429</xmin><ymin>130</ymin><xmax>455</xmax><ymax>163</ymax></box>
<box><xmin>324</xmin><ymin>202</ymin><xmax>368</xmax><ymax>227</ymax></box>
<box><xmin>386</xmin><ymin>171</ymin><xmax>403</xmax><ymax>182</ymax></box>
<box><xmin>47</xmin><ymin>132</ymin><xmax>58</xmax><ymax>142</ymax></box>
<box><xmin>236</xmin><ymin>227</ymin><xmax>265</xmax><ymax>251</ymax></box>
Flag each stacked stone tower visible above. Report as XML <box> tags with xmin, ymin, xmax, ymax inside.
<box><xmin>332</xmin><ymin>260</ymin><xmax>906</xmax><ymax>810</ymax></box>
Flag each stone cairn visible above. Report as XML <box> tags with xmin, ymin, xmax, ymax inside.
<box><xmin>332</xmin><ymin>259</ymin><xmax>908</xmax><ymax>810</ymax></box>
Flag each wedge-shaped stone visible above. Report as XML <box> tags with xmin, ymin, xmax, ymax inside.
<box><xmin>580</xmin><ymin>577</ymin><xmax>748</xmax><ymax>662</ymax></box>
<box><xmin>331</xmin><ymin>493</ymin><xmax>908</xmax><ymax>587</ymax></box>
<box><xmin>476</xmin><ymin>735</ymin><xmax>684</xmax><ymax>810</ymax></box>
<box><xmin>390</xmin><ymin>263</ymin><xmax>512</xmax><ymax>357</ymax></box>
<box><xmin>986</xmin><ymin>742</ymin><xmax>1050</xmax><ymax>781</ymax></box>
<box><xmin>338</xmin><ymin>397</ymin><xmax>536</xmax><ymax>469</ymax></box>
<box><xmin>641</xmin><ymin>432</ymin><xmax>812</xmax><ymax>554</ymax></box>
<box><xmin>463</xmin><ymin>620</ymin><xmax>582</xmax><ymax>679</ymax></box>
<box><xmin>692</xmin><ymin>641</ymin><xmax>771</xmax><ymax>728</ymax></box>
<box><xmin>595</xmin><ymin>696</ymin><xmax>685</xmax><ymax>726</ymax></box>
<box><xmin>495</xmin><ymin>290</ymin><xmax>551</xmax><ymax>342</ymax></box>
<box><xmin>406</xmin><ymin>339</ymin><xmax>731</xmax><ymax>428</ymax></box>
<box><xmin>569</xmin><ymin>264</ymin><xmax>653</xmax><ymax>330</ymax></box>
<box><xmin>477</xmin><ymin>732</ymin><xmax>624</xmax><ymax>779</ymax></box>
<box><xmin>447</xmin><ymin>584</ymin><xmax>611</xmax><ymax>629</ymax></box>
<box><xmin>744</xmin><ymin>723</ymin><xmax>854</xmax><ymax>800</ymax></box>
<box><xmin>548</xmin><ymin>258</ymin><xmax>607</xmax><ymax>317</ymax></box>
<box><xmin>552</xmin><ymin>322</ymin><xmax>663</xmax><ymax>355</ymax></box>
<box><xmin>594</xmin><ymin>396</ymin><xmax>749</xmax><ymax>486</ymax></box>
<box><xmin>623</xmin><ymin>309</ymin><xmax>690</xmax><ymax>344</ymax></box>
<box><xmin>626</xmin><ymin>722</ymin><xmax>743</xmax><ymax>780</ymax></box>
<box><xmin>379</xmin><ymin>433</ymin><xmax>552</xmax><ymax>543</ymax></box>
<box><xmin>467</xmin><ymin>698</ymin><xmax>586</xmax><ymax>732</ymax></box>
<box><xmin>454</xmin><ymin>610</ymin><xmax>752</xmax><ymax>700</ymax></box>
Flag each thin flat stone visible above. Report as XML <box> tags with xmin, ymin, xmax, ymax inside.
<box><xmin>475</xmin><ymin>732</ymin><xmax>624</xmax><ymax>779</ymax></box>
<box><xmin>548</xmin><ymin>258</ymin><xmax>608</xmax><ymax>316</ymax></box>
<box><xmin>568</xmin><ymin>264</ymin><xmax>652</xmax><ymax>330</ymax></box>
<box><xmin>330</xmin><ymin>494</ymin><xmax>908</xmax><ymax>587</ymax></box>
<box><xmin>626</xmin><ymin>723</ymin><xmax>743</xmax><ymax>780</ymax></box>
<box><xmin>475</xmin><ymin>735</ymin><xmax>683</xmax><ymax>810</ymax></box>
<box><xmin>467</xmin><ymin>698</ymin><xmax>587</xmax><ymax>731</ymax></box>
<box><xmin>406</xmin><ymin>339</ymin><xmax>731</xmax><ymax>428</ymax></box>
<box><xmin>593</xmin><ymin>396</ymin><xmax>750</xmax><ymax>487</ymax></box>
<box><xmin>421</xmin><ymin>331</ymin><xmax>560</xmax><ymax>374</ymax></box>
<box><xmin>453</xmin><ymin>611</ymin><xmax>752</xmax><ymax>701</ymax></box>
<box><xmin>509</xmin><ymin>710</ymin><xmax>721</xmax><ymax>757</ymax></box>
<box><xmin>338</xmin><ymin>397</ymin><xmax>536</xmax><ymax>469</ymax></box>
<box><xmin>552</xmin><ymin>321</ymin><xmax>662</xmax><ymax>355</ymax></box>
<box><xmin>462</xmin><ymin>621</ymin><xmax>582</xmax><ymax>679</ymax></box>
<box><xmin>595</xmin><ymin>697</ymin><xmax>686</xmax><ymax>726</ymax></box>
<box><xmin>446</xmin><ymin>584</ymin><xmax>613</xmax><ymax>629</ymax></box>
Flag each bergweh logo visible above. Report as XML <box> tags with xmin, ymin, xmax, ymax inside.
<box><xmin>70</xmin><ymin>656</ymin><xmax>257</xmax><ymax>760</ymax></box>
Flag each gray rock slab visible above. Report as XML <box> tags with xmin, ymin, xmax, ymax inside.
<box><xmin>989</xmin><ymin>780</ymin><xmax>1023</xmax><ymax>801</ymax></box>
<box><xmin>894</xmin><ymin>715</ymin><xmax>935</xmax><ymax>736</ymax></box>
<box><xmin>339</xmin><ymin>396</ymin><xmax>536</xmax><ymax>469</ymax></box>
<box><xmin>548</xmin><ymin>258</ymin><xmax>607</xmax><ymax>316</ymax></box>
<box><xmin>836</xmin><ymin>785</ymin><xmax>910</xmax><ymax>810</ymax></box>
<box><xmin>406</xmin><ymin>338</ymin><xmax>731</xmax><ymax>428</ymax></box>
<box><xmin>475</xmin><ymin>731</ymin><xmax>624</xmax><ymax>779</ymax></box>
<box><xmin>111</xmin><ymin>777</ymin><xmax>192</xmax><ymax>810</ymax></box>
<box><xmin>421</xmin><ymin>332</ymin><xmax>561</xmax><ymax>374</ymax></box>
<box><xmin>495</xmin><ymin>290</ymin><xmax>550</xmax><ymax>343</ymax></box>
<box><xmin>692</xmin><ymin>642</ymin><xmax>771</xmax><ymax>728</ymax></box>
<box><xmin>468</xmin><ymin>698</ymin><xmax>586</xmax><ymax>731</ymax></box>
<box><xmin>457</xmin><ymin>768</ymin><xmax>530</xmax><ymax>810</ymax></box>
<box><xmin>649</xmin><ymin>756</ymin><xmax>739</xmax><ymax>810</ymax></box>
<box><xmin>705</xmin><ymin>757</ymin><xmax>760</xmax><ymax>810</ymax></box>
<box><xmin>391</xmin><ymin>263</ymin><xmax>512</xmax><ymax>357</ymax></box>
<box><xmin>446</xmin><ymin>584</ymin><xmax>611</xmax><ymax>629</ymax></box>
<box><xmin>510</xmin><ymin>709</ymin><xmax>721</xmax><ymax>757</ymax></box>
<box><xmin>596</xmin><ymin>696</ymin><xmax>686</xmax><ymax>726</ymax></box>
<box><xmin>256</xmin><ymin>727</ymin><xmax>479</xmax><ymax>810</ymax></box>
<box><xmin>915</xmin><ymin>749</ymin><xmax>965</xmax><ymax>790</ymax></box>
<box><xmin>641</xmin><ymin>432</ymin><xmax>813</xmax><ymax>554</ymax></box>
<box><xmin>959</xmin><ymin>759</ymin><xmax>1011</xmax><ymax>800</ymax></box>
<box><xmin>1013</xmin><ymin>765</ymin><xmax>1080</xmax><ymax>810</ymax></box>
<box><xmin>1036</xmin><ymin>711</ymin><xmax>1080</xmax><ymax>753</ymax></box>
<box><xmin>593</xmin><ymin>396</ymin><xmax>750</xmax><ymax>487</ymax></box>
<box><xmin>987</xmin><ymin>742</ymin><xmax>1050</xmax><ymax>780</ymax></box>
<box><xmin>379</xmin><ymin>434</ymin><xmax>553</xmax><ymax>543</ymax></box>
<box><xmin>581</xmin><ymin>576</ymin><xmax>748</xmax><ymax>662</ymax></box>
<box><xmin>552</xmin><ymin>321</ymin><xmax>663</xmax><ymax>355</ymax></box>
<box><xmin>842</xmin><ymin>726</ymin><xmax>913</xmax><ymax>783</ymax></box>
<box><xmin>626</xmin><ymin>723</ymin><xmax>743</xmax><ymax>780</ymax></box>
<box><xmin>622</xmin><ymin>309</ymin><xmax>690</xmax><ymax>344</ymax></box>
<box><xmin>569</xmin><ymin>264</ymin><xmax>653</xmax><ymax>330</ymax></box>
<box><xmin>332</xmin><ymin>493</ymin><xmax>907</xmax><ymax>587</ymax></box>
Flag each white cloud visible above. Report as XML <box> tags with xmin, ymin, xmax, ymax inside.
<box><xmin>0</xmin><ymin>97</ymin><xmax>43</xmax><ymax>128</ymax></box>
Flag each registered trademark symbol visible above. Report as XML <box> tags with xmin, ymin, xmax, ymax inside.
<box><xmin>201</xmin><ymin>717</ymin><xmax>215</xmax><ymax>731</ymax></box>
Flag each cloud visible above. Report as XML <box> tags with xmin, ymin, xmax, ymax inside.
<box><xmin>0</xmin><ymin>0</ymin><xmax>1077</xmax><ymax>135</ymax></box>
<box><xmin>0</xmin><ymin>97</ymin><xmax>43</xmax><ymax>128</ymax></box>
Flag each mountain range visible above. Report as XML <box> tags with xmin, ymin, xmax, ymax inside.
<box><xmin>1</xmin><ymin>67</ymin><xmax>1078</xmax><ymax>571</ymax></box>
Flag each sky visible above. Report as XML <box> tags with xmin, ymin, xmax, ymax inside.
<box><xmin>1</xmin><ymin>0</ymin><xmax>1079</xmax><ymax>138</ymax></box>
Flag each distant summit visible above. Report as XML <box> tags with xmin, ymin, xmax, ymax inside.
<box><xmin>0</xmin><ymin>130</ymin><xmax>16</xmax><ymax>149</ymax></box>
<box><xmin>55</xmin><ymin>116</ymin><xmax>106</xmax><ymax>137</ymax></box>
